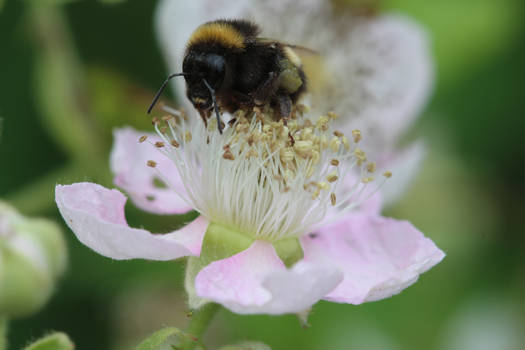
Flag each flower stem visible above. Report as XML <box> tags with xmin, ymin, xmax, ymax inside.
<box><xmin>184</xmin><ymin>303</ymin><xmax>220</xmax><ymax>350</ymax></box>
<box><xmin>0</xmin><ymin>316</ymin><xmax>8</xmax><ymax>350</ymax></box>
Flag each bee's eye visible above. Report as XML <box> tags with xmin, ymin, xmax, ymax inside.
<box><xmin>204</xmin><ymin>54</ymin><xmax>225</xmax><ymax>88</ymax></box>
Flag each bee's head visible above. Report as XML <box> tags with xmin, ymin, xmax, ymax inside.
<box><xmin>183</xmin><ymin>52</ymin><xmax>227</xmax><ymax>110</ymax></box>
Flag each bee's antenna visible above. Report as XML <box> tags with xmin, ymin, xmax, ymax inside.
<box><xmin>147</xmin><ymin>73</ymin><xmax>186</xmax><ymax>114</ymax></box>
<box><xmin>203</xmin><ymin>79</ymin><xmax>223</xmax><ymax>134</ymax></box>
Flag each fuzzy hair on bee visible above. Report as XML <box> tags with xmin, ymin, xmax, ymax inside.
<box><xmin>148</xmin><ymin>19</ymin><xmax>308</xmax><ymax>134</ymax></box>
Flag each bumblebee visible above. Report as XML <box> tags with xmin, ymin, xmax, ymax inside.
<box><xmin>148</xmin><ymin>19</ymin><xmax>308</xmax><ymax>133</ymax></box>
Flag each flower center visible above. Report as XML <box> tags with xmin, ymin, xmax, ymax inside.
<box><xmin>145</xmin><ymin>104</ymin><xmax>389</xmax><ymax>241</ymax></box>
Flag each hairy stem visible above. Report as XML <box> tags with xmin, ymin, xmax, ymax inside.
<box><xmin>184</xmin><ymin>303</ymin><xmax>220</xmax><ymax>350</ymax></box>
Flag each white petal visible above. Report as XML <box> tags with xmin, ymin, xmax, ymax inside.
<box><xmin>55</xmin><ymin>183</ymin><xmax>207</xmax><ymax>260</ymax></box>
<box><xmin>195</xmin><ymin>240</ymin><xmax>342</xmax><ymax>314</ymax></box>
<box><xmin>302</xmin><ymin>213</ymin><xmax>444</xmax><ymax>304</ymax></box>
<box><xmin>110</xmin><ymin>127</ymin><xmax>192</xmax><ymax>215</ymax></box>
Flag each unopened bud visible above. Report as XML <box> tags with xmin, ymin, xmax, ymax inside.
<box><xmin>0</xmin><ymin>201</ymin><xmax>67</xmax><ymax>318</ymax></box>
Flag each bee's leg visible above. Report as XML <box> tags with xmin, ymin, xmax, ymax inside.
<box><xmin>253</xmin><ymin>72</ymin><xmax>279</xmax><ymax>105</ymax></box>
<box><xmin>198</xmin><ymin>109</ymin><xmax>209</xmax><ymax>128</ymax></box>
<box><xmin>274</xmin><ymin>93</ymin><xmax>292</xmax><ymax>124</ymax></box>
<box><xmin>203</xmin><ymin>78</ymin><xmax>223</xmax><ymax>134</ymax></box>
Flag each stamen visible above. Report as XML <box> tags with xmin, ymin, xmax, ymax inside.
<box><xmin>352</xmin><ymin>129</ymin><xmax>362</xmax><ymax>143</ymax></box>
<box><xmin>150</xmin><ymin>104</ymin><xmax>387</xmax><ymax>241</ymax></box>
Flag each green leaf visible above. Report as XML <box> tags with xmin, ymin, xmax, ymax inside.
<box><xmin>23</xmin><ymin>332</ymin><xmax>74</xmax><ymax>350</ymax></box>
<box><xmin>135</xmin><ymin>327</ymin><xmax>205</xmax><ymax>350</ymax></box>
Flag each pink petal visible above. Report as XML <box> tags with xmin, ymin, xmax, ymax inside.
<box><xmin>110</xmin><ymin>127</ymin><xmax>192</xmax><ymax>215</ymax></box>
<box><xmin>378</xmin><ymin>141</ymin><xmax>425</xmax><ymax>206</ymax></box>
<box><xmin>195</xmin><ymin>241</ymin><xmax>342</xmax><ymax>314</ymax></box>
<box><xmin>55</xmin><ymin>183</ymin><xmax>207</xmax><ymax>260</ymax></box>
<box><xmin>302</xmin><ymin>214</ymin><xmax>444</xmax><ymax>304</ymax></box>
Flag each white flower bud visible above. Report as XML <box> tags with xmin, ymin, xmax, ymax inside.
<box><xmin>0</xmin><ymin>201</ymin><xmax>67</xmax><ymax>318</ymax></box>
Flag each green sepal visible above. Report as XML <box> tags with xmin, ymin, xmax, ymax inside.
<box><xmin>23</xmin><ymin>332</ymin><xmax>74</xmax><ymax>350</ymax></box>
<box><xmin>135</xmin><ymin>327</ymin><xmax>205</xmax><ymax>350</ymax></box>
<box><xmin>219</xmin><ymin>341</ymin><xmax>271</xmax><ymax>350</ymax></box>
<box><xmin>296</xmin><ymin>308</ymin><xmax>312</xmax><ymax>329</ymax></box>
<box><xmin>273</xmin><ymin>237</ymin><xmax>304</xmax><ymax>268</ymax></box>
<box><xmin>184</xmin><ymin>223</ymin><xmax>253</xmax><ymax>309</ymax></box>
<box><xmin>184</xmin><ymin>257</ymin><xmax>209</xmax><ymax>310</ymax></box>
<box><xmin>199</xmin><ymin>223</ymin><xmax>254</xmax><ymax>267</ymax></box>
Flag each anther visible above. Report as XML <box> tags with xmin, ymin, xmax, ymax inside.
<box><xmin>185</xmin><ymin>131</ymin><xmax>192</xmax><ymax>142</ymax></box>
<box><xmin>155</xmin><ymin>141</ymin><xmax>165</xmax><ymax>148</ymax></box>
<box><xmin>317</xmin><ymin>182</ymin><xmax>329</xmax><ymax>190</ymax></box>
<box><xmin>330</xmin><ymin>193</ymin><xmax>337</xmax><ymax>206</ymax></box>
<box><xmin>147</xmin><ymin>160</ymin><xmax>157</xmax><ymax>168</ymax></box>
<box><xmin>330</xmin><ymin>159</ymin><xmax>340</xmax><ymax>166</ymax></box>
<box><xmin>383</xmin><ymin>171</ymin><xmax>392</xmax><ymax>178</ymax></box>
<box><xmin>327</xmin><ymin>173</ymin><xmax>338</xmax><ymax>183</ymax></box>
<box><xmin>316</xmin><ymin>116</ymin><xmax>329</xmax><ymax>131</ymax></box>
<box><xmin>327</xmin><ymin>111</ymin><xmax>339</xmax><ymax>119</ymax></box>
<box><xmin>139</xmin><ymin>135</ymin><xmax>148</xmax><ymax>143</ymax></box>
<box><xmin>362</xmin><ymin>177</ymin><xmax>374</xmax><ymax>183</ymax></box>
<box><xmin>366</xmin><ymin>162</ymin><xmax>376</xmax><ymax>173</ymax></box>
<box><xmin>223</xmin><ymin>149</ymin><xmax>235</xmax><ymax>160</ymax></box>
<box><xmin>329</xmin><ymin>137</ymin><xmax>341</xmax><ymax>152</ymax></box>
<box><xmin>342</xmin><ymin>136</ymin><xmax>350</xmax><ymax>150</ymax></box>
<box><xmin>352</xmin><ymin>129</ymin><xmax>362</xmax><ymax>143</ymax></box>
<box><xmin>170</xmin><ymin>139</ymin><xmax>180</xmax><ymax>148</ymax></box>
<box><xmin>354</xmin><ymin>148</ymin><xmax>367</xmax><ymax>165</ymax></box>
<box><xmin>294</xmin><ymin>140</ymin><xmax>313</xmax><ymax>158</ymax></box>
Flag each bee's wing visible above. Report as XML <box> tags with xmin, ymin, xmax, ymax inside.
<box><xmin>281</xmin><ymin>45</ymin><xmax>333</xmax><ymax>103</ymax></box>
<box><xmin>257</xmin><ymin>38</ymin><xmax>333</xmax><ymax>107</ymax></box>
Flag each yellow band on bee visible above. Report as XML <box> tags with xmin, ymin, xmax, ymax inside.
<box><xmin>188</xmin><ymin>23</ymin><xmax>245</xmax><ymax>49</ymax></box>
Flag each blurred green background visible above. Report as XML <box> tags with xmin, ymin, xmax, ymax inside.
<box><xmin>1</xmin><ymin>0</ymin><xmax>524</xmax><ymax>349</ymax></box>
